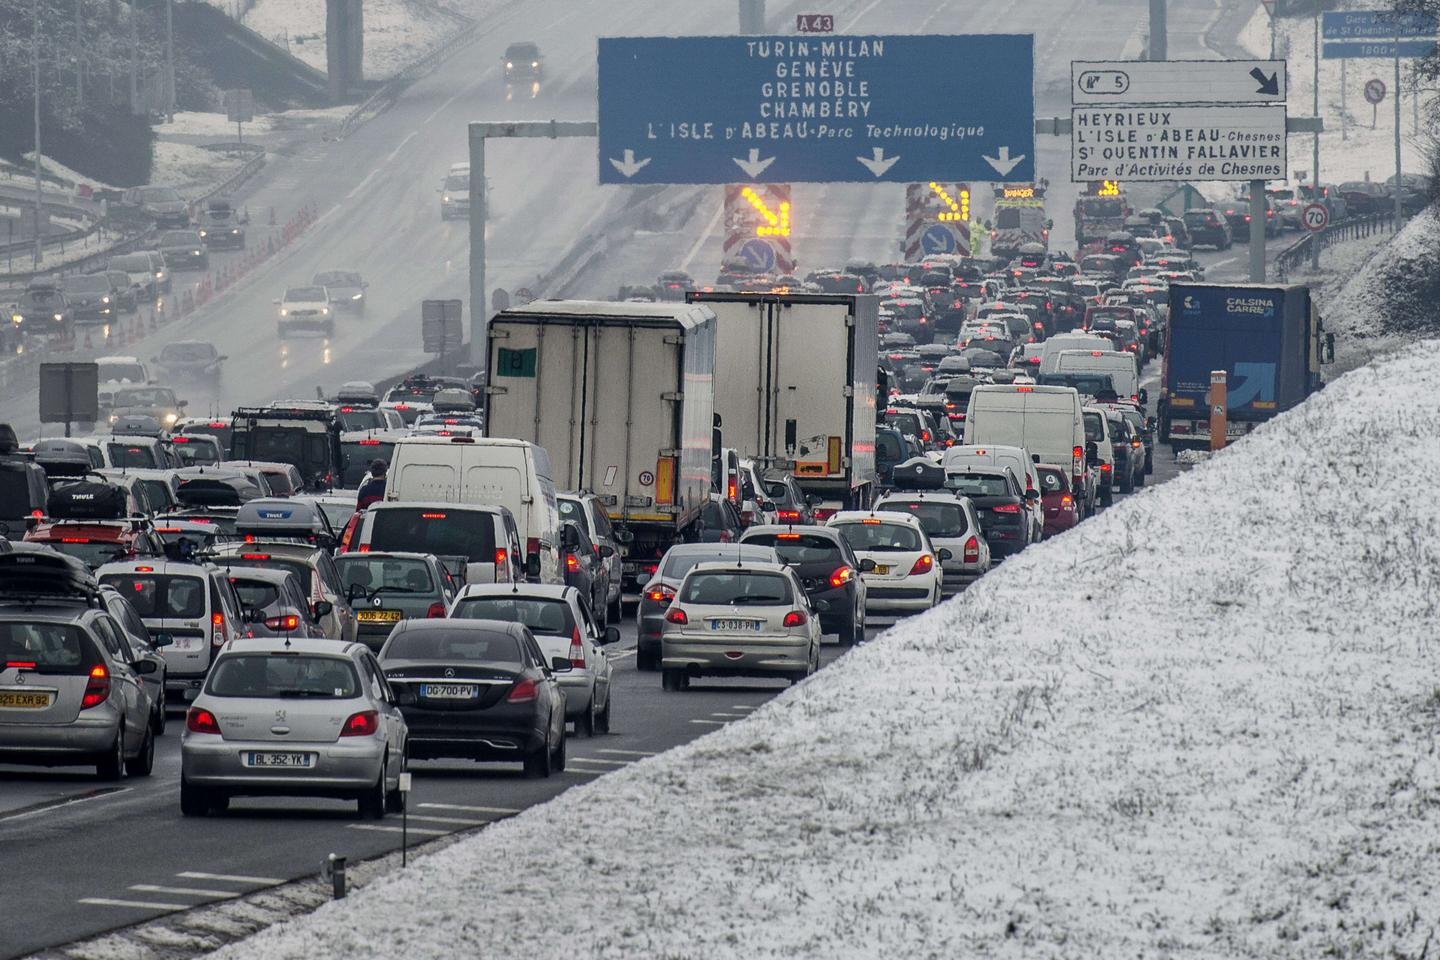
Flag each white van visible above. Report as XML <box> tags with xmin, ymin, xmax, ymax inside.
<box><xmin>1038</xmin><ymin>332</ymin><xmax>1112</xmax><ymax>375</ymax></box>
<box><xmin>384</xmin><ymin>436</ymin><xmax>562</xmax><ymax>583</ymax></box>
<box><xmin>963</xmin><ymin>384</ymin><xmax>1096</xmax><ymax>517</ymax></box>
<box><xmin>354</xmin><ymin>501</ymin><xmax>524</xmax><ymax>585</ymax></box>
<box><xmin>1082</xmin><ymin>405</ymin><xmax>1117</xmax><ymax>506</ymax></box>
<box><xmin>941</xmin><ymin>444</ymin><xmax>1044</xmax><ymax>542</ymax></box>
<box><xmin>1051</xmin><ymin>349</ymin><xmax>1141</xmax><ymax>403</ymax></box>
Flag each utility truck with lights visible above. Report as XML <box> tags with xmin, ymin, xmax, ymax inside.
<box><xmin>1074</xmin><ymin>180</ymin><xmax>1130</xmax><ymax>246</ymax></box>
<box><xmin>686</xmin><ymin>291</ymin><xmax>878</xmax><ymax>520</ymax></box>
<box><xmin>1159</xmin><ymin>283</ymin><xmax>1333</xmax><ymax>447</ymax></box>
<box><xmin>481</xmin><ymin>300</ymin><xmax>716</xmax><ymax>598</ymax></box>
<box><xmin>989</xmin><ymin>183</ymin><xmax>1052</xmax><ymax>260</ymax></box>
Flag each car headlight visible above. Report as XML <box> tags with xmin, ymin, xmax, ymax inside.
<box><xmin>155</xmin><ymin>271</ymin><xmax>165</xmax><ymax>279</ymax></box>
<box><xmin>192</xmin><ymin>249</ymin><xmax>202</xmax><ymax>255</ymax></box>
<box><xmin>442</xmin><ymin>195</ymin><xmax>451</xmax><ymax>203</ymax></box>
<box><xmin>163</xmin><ymin>413</ymin><xmax>178</xmax><ymax>425</ymax></box>
<box><xmin>198</xmin><ymin>229</ymin><xmax>207</xmax><ymax>237</ymax></box>
<box><xmin>531</xmin><ymin>60</ymin><xmax>538</xmax><ymax>67</ymax></box>
<box><xmin>231</xmin><ymin>228</ymin><xmax>240</xmax><ymax>234</ymax></box>
<box><xmin>101</xmin><ymin>296</ymin><xmax>110</xmax><ymax>303</ymax></box>
<box><xmin>321</xmin><ymin>307</ymin><xmax>330</xmax><ymax>315</ymax></box>
<box><xmin>108</xmin><ymin>414</ymin><xmax>117</xmax><ymax>423</ymax></box>
<box><xmin>10</xmin><ymin>314</ymin><xmax>21</xmax><ymax>324</ymax></box>
<box><xmin>280</xmin><ymin>308</ymin><xmax>289</xmax><ymax>316</ymax></box>
<box><xmin>53</xmin><ymin>313</ymin><xmax>63</xmax><ymax>321</ymax></box>
<box><xmin>506</xmin><ymin>61</ymin><xmax>513</xmax><ymax>68</ymax></box>
<box><xmin>351</xmin><ymin>293</ymin><xmax>363</xmax><ymax>300</ymax></box>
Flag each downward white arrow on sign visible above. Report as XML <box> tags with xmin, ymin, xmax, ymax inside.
<box><xmin>856</xmin><ymin>147</ymin><xmax>900</xmax><ymax>177</ymax></box>
<box><xmin>608</xmin><ymin>149</ymin><xmax>651</xmax><ymax>178</ymax></box>
<box><xmin>733</xmin><ymin>148</ymin><xmax>776</xmax><ymax>178</ymax></box>
<box><xmin>982</xmin><ymin>146</ymin><xmax>1025</xmax><ymax>177</ymax></box>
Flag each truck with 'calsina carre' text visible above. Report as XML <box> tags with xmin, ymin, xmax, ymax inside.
<box><xmin>1159</xmin><ymin>283</ymin><xmax>1334</xmax><ymax>447</ymax></box>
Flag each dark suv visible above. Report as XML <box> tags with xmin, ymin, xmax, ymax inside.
<box><xmin>11</xmin><ymin>283</ymin><xmax>73</xmax><ymax>338</ymax></box>
<box><xmin>738</xmin><ymin>525</ymin><xmax>872</xmax><ymax>645</ymax></box>
<box><xmin>1181</xmin><ymin>208</ymin><xmax>1230</xmax><ymax>249</ymax></box>
<box><xmin>503</xmin><ymin>41</ymin><xmax>543</xmax><ymax>85</ymax></box>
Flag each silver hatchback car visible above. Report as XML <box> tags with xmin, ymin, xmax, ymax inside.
<box><xmin>180</xmin><ymin>637</ymin><xmax>408</xmax><ymax>817</ymax></box>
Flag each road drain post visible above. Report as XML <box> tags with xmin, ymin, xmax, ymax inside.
<box><xmin>321</xmin><ymin>853</ymin><xmax>347</xmax><ymax>899</ymax></box>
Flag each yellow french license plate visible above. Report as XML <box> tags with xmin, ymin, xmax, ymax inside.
<box><xmin>357</xmin><ymin>609</ymin><xmax>402</xmax><ymax>623</ymax></box>
<box><xmin>0</xmin><ymin>690</ymin><xmax>53</xmax><ymax>709</ymax></box>
<box><xmin>873</xmin><ymin>565</ymin><xmax>891</xmax><ymax>575</ymax></box>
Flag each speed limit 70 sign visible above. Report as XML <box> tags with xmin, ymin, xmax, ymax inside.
<box><xmin>1302</xmin><ymin>202</ymin><xmax>1329</xmax><ymax>232</ymax></box>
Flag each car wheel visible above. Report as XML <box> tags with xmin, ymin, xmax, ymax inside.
<box><xmin>357</xmin><ymin>760</ymin><xmax>387</xmax><ymax>819</ymax></box>
<box><xmin>523</xmin><ymin>734</ymin><xmax>554</xmax><ymax>778</ymax></box>
<box><xmin>1135</xmin><ymin>470</ymin><xmax>1146</xmax><ymax>488</ymax></box>
<box><xmin>125</xmin><ymin>723</ymin><xmax>155</xmax><ymax>777</ymax></box>
<box><xmin>96</xmin><ymin>725</ymin><xmax>125</xmax><ymax>781</ymax></box>
<box><xmin>1119</xmin><ymin>472</ymin><xmax>1134</xmax><ymax>494</ymax></box>
<box><xmin>607</xmin><ymin>596</ymin><xmax>623</xmax><ymax>624</ymax></box>
<box><xmin>662</xmin><ymin>668</ymin><xmax>685</xmax><ymax>692</ymax></box>
<box><xmin>384</xmin><ymin>748</ymin><xmax>407</xmax><ymax>814</ymax></box>
<box><xmin>151</xmin><ymin>698</ymin><xmax>166</xmax><ymax>736</ymax></box>
<box><xmin>551</xmin><ymin>731</ymin><xmax>567</xmax><ymax>772</ymax></box>
<box><xmin>577</xmin><ymin>696</ymin><xmax>596</xmax><ymax>737</ymax></box>
<box><xmin>1101</xmin><ymin>487</ymin><xmax>1115</xmax><ymax>507</ymax></box>
<box><xmin>595</xmin><ymin>690</ymin><xmax>612</xmax><ymax>734</ymax></box>
<box><xmin>180</xmin><ymin>779</ymin><xmax>210</xmax><ymax>817</ymax></box>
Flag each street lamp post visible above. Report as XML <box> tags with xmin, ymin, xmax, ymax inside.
<box><xmin>33</xmin><ymin>0</ymin><xmax>44</xmax><ymax>268</ymax></box>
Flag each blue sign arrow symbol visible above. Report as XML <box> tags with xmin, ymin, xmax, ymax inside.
<box><xmin>1229</xmin><ymin>361</ymin><xmax>1276</xmax><ymax>408</ymax></box>
<box><xmin>609</xmin><ymin>149</ymin><xmax>651</xmax><ymax>178</ymax></box>
<box><xmin>857</xmin><ymin>147</ymin><xmax>901</xmax><ymax>178</ymax></box>
<box><xmin>983</xmin><ymin>146</ymin><xmax>1025</xmax><ymax>176</ymax></box>
<box><xmin>920</xmin><ymin>224</ymin><xmax>956</xmax><ymax>255</ymax></box>
<box><xmin>733</xmin><ymin>149</ymin><xmax>775</xmax><ymax>179</ymax></box>
<box><xmin>738</xmin><ymin>238</ymin><xmax>776</xmax><ymax>273</ymax></box>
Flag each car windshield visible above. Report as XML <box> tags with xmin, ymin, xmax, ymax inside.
<box><xmin>944</xmin><ymin>473</ymin><xmax>1010</xmax><ymax>497</ymax></box>
<box><xmin>368</xmin><ymin>508</ymin><xmax>496</xmax><ymax>563</ymax></box>
<box><xmin>443</xmin><ymin>174</ymin><xmax>468</xmax><ymax>191</ymax></box>
<box><xmin>139</xmin><ymin>187</ymin><xmax>181</xmax><ymax>202</ymax></box>
<box><xmin>383</xmin><ymin>628</ymin><xmax>521</xmax><ymax>663</ymax></box>
<box><xmin>741</xmin><ymin>533</ymin><xmax>841</xmax><ymax>565</ymax></box>
<box><xmin>1084</xmin><ymin>412</ymin><xmax>1106</xmax><ymax>443</ymax></box>
<box><xmin>110</xmin><ymin>254</ymin><xmax>155</xmax><ymax>272</ymax></box>
<box><xmin>679</xmin><ymin>571</ymin><xmax>791</xmax><ymax>605</ymax></box>
<box><xmin>1081</xmin><ymin>197</ymin><xmax>1123</xmax><ymax>216</ymax></box>
<box><xmin>22</xmin><ymin>288</ymin><xmax>62</xmax><ymax>306</ymax></box>
<box><xmin>0</xmin><ymin>622</ymin><xmax>90</xmax><ymax>671</ymax></box>
<box><xmin>98</xmin><ymin>361</ymin><xmax>146</xmax><ymax>382</ymax></box>
<box><xmin>452</xmin><ymin>596</ymin><xmax>574</xmax><ymax>637</ymax></box>
<box><xmin>309</xmin><ymin>500</ymin><xmax>355</xmax><ymax>531</ymax></box>
<box><xmin>337</xmin><ymin>408</ymin><xmax>386</xmax><ymax>431</ymax></box>
<box><xmin>99</xmin><ymin>574</ymin><xmax>207</xmax><ymax>619</ymax></box>
<box><xmin>882</xmin><ymin>301</ymin><xmax>924</xmax><ymax>320</ymax></box>
<box><xmin>760</xmin><ymin>479</ymin><xmax>791</xmax><ymax>500</ymax></box>
<box><xmin>61</xmin><ymin>275</ymin><xmax>110</xmax><ymax>293</ymax></box>
<box><xmin>313</xmin><ymin>272</ymin><xmax>360</xmax><ymax>287</ymax></box>
<box><xmin>114</xmin><ymin>387</ymin><xmax>176</xmax><ymax>406</ymax></box>
<box><xmin>285</xmin><ymin>287</ymin><xmax>325</xmax><ymax>302</ymax></box>
<box><xmin>161</xmin><ymin>342</ymin><xmax>214</xmax><ymax>361</ymax></box>
<box><xmin>207</xmin><ymin>654</ymin><xmax>359</xmax><ymax>698</ymax></box>
<box><xmin>995</xmin><ymin>208</ymin><xmax>1023</xmax><ymax>228</ymax></box>
<box><xmin>506</xmin><ymin>43</ymin><xmax>539</xmax><ymax>59</ymax></box>
<box><xmin>105</xmin><ymin>442</ymin><xmax>160</xmax><ymax>468</ymax></box>
<box><xmin>879</xmin><ymin>501</ymin><xmax>965</xmax><ymax>538</ymax></box>
<box><xmin>834</xmin><ymin>521</ymin><xmax>922</xmax><ymax>552</ymax></box>
<box><xmin>337</xmin><ymin>557</ymin><xmax>435</xmax><ymax>596</ymax></box>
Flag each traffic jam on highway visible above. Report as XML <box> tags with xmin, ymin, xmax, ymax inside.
<box><xmin>0</xmin><ymin>12</ymin><xmax>1372</xmax><ymax>955</ymax></box>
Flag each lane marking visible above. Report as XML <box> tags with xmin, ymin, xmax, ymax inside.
<box><xmin>565</xmin><ymin>767</ymin><xmax>604</xmax><ymax>776</ymax></box>
<box><xmin>345</xmin><ymin>131</ymin><xmax>418</xmax><ymax>200</ymax></box>
<box><xmin>689</xmin><ymin>719</ymin><xmax>728</xmax><ymax>725</ymax></box>
<box><xmin>597</xmin><ymin>748</ymin><xmax>656</xmax><ymax>757</ymax></box>
<box><xmin>417</xmin><ymin>802</ymin><xmax>520</xmax><ymax>815</ymax></box>
<box><xmin>607</xmin><ymin>648</ymin><xmax>637</xmax><ymax>660</ymax></box>
<box><xmin>565</xmin><ymin>757</ymin><xmax>629</xmax><ymax>766</ymax></box>
<box><xmin>1209</xmin><ymin>256</ymin><xmax>1238</xmax><ymax>269</ymax></box>
<box><xmin>177</xmin><ymin>871</ymin><xmax>284</xmax><ymax>885</ymax></box>
<box><xmin>730</xmin><ymin>704</ymin><xmax>757</xmax><ymax>711</ymax></box>
<box><xmin>0</xmin><ymin>786</ymin><xmax>131</xmax><ymax>823</ymax></box>
<box><xmin>402</xmin><ymin>814</ymin><xmax>493</xmax><ymax>826</ymax></box>
<box><xmin>348</xmin><ymin>823</ymin><xmax>449</xmax><ymax>836</ymax></box>
<box><xmin>78</xmin><ymin>897</ymin><xmax>187</xmax><ymax>911</ymax></box>
<box><xmin>709</xmin><ymin>712</ymin><xmax>747</xmax><ymax>718</ymax></box>
<box><xmin>130</xmin><ymin>884</ymin><xmax>239</xmax><ymax>899</ymax></box>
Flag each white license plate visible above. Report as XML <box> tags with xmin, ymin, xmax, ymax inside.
<box><xmin>709</xmin><ymin>619</ymin><xmax>761</xmax><ymax>632</ymax></box>
<box><xmin>245</xmin><ymin>752</ymin><xmax>314</xmax><ymax>768</ymax></box>
<box><xmin>420</xmin><ymin>683</ymin><xmax>478</xmax><ymax>699</ymax></box>
<box><xmin>167</xmin><ymin>635</ymin><xmax>204</xmax><ymax>652</ymax></box>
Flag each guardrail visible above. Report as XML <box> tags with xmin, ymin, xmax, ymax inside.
<box><xmin>1275</xmin><ymin>210</ymin><xmax>1399</xmax><ymax>281</ymax></box>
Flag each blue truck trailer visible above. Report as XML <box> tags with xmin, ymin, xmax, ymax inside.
<box><xmin>1159</xmin><ymin>283</ymin><xmax>1334</xmax><ymax>447</ymax></box>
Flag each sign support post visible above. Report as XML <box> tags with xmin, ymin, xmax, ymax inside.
<box><xmin>1249</xmin><ymin>179</ymin><xmax>1266</xmax><ymax>282</ymax></box>
<box><xmin>1209</xmin><ymin>370</ymin><xmax>1227</xmax><ymax>452</ymax></box>
<box><xmin>1393</xmin><ymin>29</ymin><xmax>1403</xmax><ymax>227</ymax></box>
<box><xmin>1311</xmin><ymin>8</ymin><xmax>1321</xmax><ymax>273</ymax></box>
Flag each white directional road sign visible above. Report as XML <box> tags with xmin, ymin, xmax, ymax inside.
<box><xmin>1071</xmin><ymin>60</ymin><xmax>1286</xmax><ymax>105</ymax></box>
<box><xmin>1071</xmin><ymin>105</ymin><xmax>1287</xmax><ymax>182</ymax></box>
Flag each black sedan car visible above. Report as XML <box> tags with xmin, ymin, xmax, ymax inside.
<box><xmin>738</xmin><ymin>525</ymin><xmax>873</xmax><ymax>645</ymax></box>
<box><xmin>380</xmin><ymin>619</ymin><xmax>569</xmax><ymax>777</ymax></box>
<box><xmin>945</xmin><ymin>467</ymin><xmax>1036</xmax><ymax>561</ymax></box>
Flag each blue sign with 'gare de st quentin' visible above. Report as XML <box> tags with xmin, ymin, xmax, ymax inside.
<box><xmin>596</xmin><ymin>35</ymin><xmax>1035</xmax><ymax>185</ymax></box>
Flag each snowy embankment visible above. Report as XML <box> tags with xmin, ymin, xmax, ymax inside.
<box><xmin>212</xmin><ymin>347</ymin><xmax>1440</xmax><ymax>957</ymax></box>
<box><xmin>1325</xmin><ymin>206</ymin><xmax>1440</xmax><ymax>343</ymax></box>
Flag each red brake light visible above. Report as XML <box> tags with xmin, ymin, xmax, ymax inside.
<box><xmin>81</xmin><ymin>664</ymin><xmax>110</xmax><ymax>710</ymax></box>
<box><xmin>186</xmin><ymin>706</ymin><xmax>221</xmax><ymax>734</ymax></box>
<box><xmin>264</xmin><ymin>614</ymin><xmax>301</xmax><ymax>631</ymax></box>
<box><xmin>358</xmin><ymin>439</ymin><xmax>381</xmax><ymax>445</ymax></box>
<box><xmin>963</xmin><ymin>536</ymin><xmax>979</xmax><ymax>563</ymax></box>
<box><xmin>207</xmin><ymin>421</ymin><xmax>225</xmax><ymax>428</ymax></box>
<box><xmin>420</xmin><ymin>512</ymin><xmax>446</xmax><ymax>520</ymax></box>
<box><xmin>828</xmin><ymin>566</ymin><xmax>854</xmax><ymax>588</ymax></box>
<box><xmin>569</xmin><ymin>626</ymin><xmax>586</xmax><ymax>668</ymax></box>
<box><xmin>425</xmin><ymin>602</ymin><xmax>446</xmax><ymax>618</ymax></box>
<box><xmin>1061</xmin><ymin>495</ymin><xmax>1074</xmax><ymax>507</ymax></box>
<box><xmin>1016</xmin><ymin>386</ymin><xmax>1033</xmax><ymax>393</ymax></box>
<box><xmin>782</xmin><ymin>610</ymin><xmax>807</xmax><ymax>628</ymax></box>
<box><xmin>1101</xmin><ymin>463</ymin><xmax>1112</xmax><ymax>473</ymax></box>
<box><xmin>506</xmin><ymin>678</ymin><xmax>538</xmax><ymax>704</ymax></box>
<box><xmin>565</xmin><ymin>553</ymin><xmax>579</xmax><ymax>572</ymax></box>
<box><xmin>665</xmin><ymin>607</ymin><xmax>689</xmax><ymax>625</ymax></box>
<box><xmin>5</xmin><ymin>660</ymin><xmax>37</xmax><ymax>670</ymax></box>
<box><xmin>340</xmin><ymin>710</ymin><xmax>380</xmax><ymax>736</ymax></box>
<box><xmin>646</xmin><ymin>586</ymin><xmax>676</xmax><ymax>603</ymax></box>
<box><xmin>241</xmin><ymin>553</ymin><xmax>270</xmax><ymax>561</ymax></box>
<box><xmin>907</xmin><ymin>554</ymin><xmax>934</xmax><ymax>576</ymax></box>
<box><xmin>60</xmin><ymin>537</ymin><xmax>90</xmax><ymax>543</ymax></box>
<box><xmin>777</xmin><ymin>510</ymin><xmax>800</xmax><ymax>522</ymax></box>
<box><xmin>171</xmin><ymin>436</ymin><xmax>190</xmax><ymax>443</ymax></box>
<box><xmin>993</xmin><ymin>503</ymin><xmax>1021</xmax><ymax>514</ymax></box>
<box><xmin>526</xmin><ymin>537</ymin><xmax>540</xmax><ymax>561</ymax></box>
<box><xmin>340</xmin><ymin>407</ymin><xmax>354</xmax><ymax>413</ymax></box>
<box><xmin>494</xmin><ymin>548</ymin><xmax>508</xmax><ymax>567</ymax></box>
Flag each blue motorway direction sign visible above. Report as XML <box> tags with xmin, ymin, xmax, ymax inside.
<box><xmin>738</xmin><ymin>237</ymin><xmax>777</xmax><ymax>272</ymax></box>
<box><xmin>1322</xmin><ymin>40</ymin><xmax>1438</xmax><ymax>59</ymax></box>
<box><xmin>597</xmin><ymin>35</ymin><xmax>1035</xmax><ymax>185</ymax></box>
<box><xmin>920</xmin><ymin>224</ymin><xmax>957</xmax><ymax>255</ymax></box>
<box><xmin>1322</xmin><ymin>10</ymin><xmax>1438</xmax><ymax>40</ymax></box>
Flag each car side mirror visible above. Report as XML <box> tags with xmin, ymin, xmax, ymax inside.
<box><xmin>598</xmin><ymin>544</ymin><xmax>615</xmax><ymax>559</ymax></box>
<box><xmin>937</xmin><ymin>548</ymin><xmax>953</xmax><ymax>562</ymax></box>
<box><xmin>560</xmin><ymin>526</ymin><xmax>579</xmax><ymax>550</ymax></box>
<box><xmin>601</xmin><ymin>626</ymin><xmax>621</xmax><ymax>646</ymax></box>
<box><xmin>131</xmin><ymin>659</ymin><xmax>158</xmax><ymax>674</ymax></box>
<box><xmin>312</xmin><ymin>600</ymin><xmax>333</xmax><ymax>620</ymax></box>
<box><xmin>1138</xmin><ymin>388</ymin><xmax>1149</xmax><ymax>406</ymax></box>
<box><xmin>613</xmin><ymin>528</ymin><xmax>635</xmax><ymax>545</ymax></box>
<box><xmin>1024</xmin><ymin>489</ymin><xmax>1040</xmax><ymax>501</ymax></box>
<box><xmin>149</xmin><ymin>633</ymin><xmax>172</xmax><ymax>647</ymax></box>
<box><xmin>550</xmin><ymin>656</ymin><xmax>573</xmax><ymax>672</ymax></box>
<box><xmin>858</xmin><ymin>558</ymin><xmax>876</xmax><ymax>572</ymax></box>
<box><xmin>525</xmin><ymin>553</ymin><xmax>542</xmax><ymax>579</ymax></box>
<box><xmin>242</xmin><ymin>607</ymin><xmax>261</xmax><ymax>624</ymax></box>
<box><xmin>217</xmin><ymin>354</ymin><xmax>228</xmax><ymax>362</ymax></box>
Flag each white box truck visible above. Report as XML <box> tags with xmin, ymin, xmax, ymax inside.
<box><xmin>482</xmin><ymin>300</ymin><xmax>717</xmax><ymax>596</ymax></box>
<box><xmin>686</xmin><ymin>291</ymin><xmax>879</xmax><ymax>518</ymax></box>
<box><xmin>962</xmin><ymin>383</ymin><xmax>1098</xmax><ymax>517</ymax></box>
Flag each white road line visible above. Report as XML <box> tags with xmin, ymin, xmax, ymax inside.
<box><xmin>607</xmin><ymin>648</ymin><xmax>637</xmax><ymax>660</ymax></box>
<box><xmin>565</xmin><ymin>767</ymin><xmax>604</xmax><ymax>776</ymax></box>
<box><xmin>402</xmin><ymin>814</ymin><xmax>492</xmax><ymax>826</ymax></box>
<box><xmin>597</xmin><ymin>748</ymin><xmax>656</xmax><ymax>757</ymax></box>
<box><xmin>689</xmin><ymin>719</ymin><xmax>728</xmax><ymax>725</ymax></box>
<box><xmin>78</xmin><ymin>897</ymin><xmax>188</xmax><ymax>911</ymax></box>
<box><xmin>345</xmin><ymin>130</ymin><xmax>418</xmax><ymax>200</ymax></box>
<box><xmin>348</xmin><ymin>823</ymin><xmax>449</xmax><ymax>836</ymax></box>
<box><xmin>418</xmin><ymin>802</ymin><xmax>521</xmax><ymax>815</ymax></box>
<box><xmin>176</xmin><ymin>871</ymin><xmax>284</xmax><ymax>885</ymax></box>
<box><xmin>130</xmin><ymin>884</ymin><xmax>239</xmax><ymax>899</ymax></box>
<box><xmin>1210</xmin><ymin>256</ymin><xmax>1238</xmax><ymax>269</ymax></box>
<box><xmin>709</xmin><ymin>712</ymin><xmax>747</xmax><ymax>718</ymax></box>
<box><xmin>730</xmin><ymin>704</ymin><xmax>757</xmax><ymax>710</ymax></box>
<box><xmin>565</xmin><ymin>756</ymin><xmax>629</xmax><ymax>766</ymax></box>
<box><xmin>0</xmin><ymin>786</ymin><xmax>132</xmax><ymax>823</ymax></box>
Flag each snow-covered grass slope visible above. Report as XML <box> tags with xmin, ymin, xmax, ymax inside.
<box><xmin>212</xmin><ymin>348</ymin><xmax>1440</xmax><ymax>959</ymax></box>
<box><xmin>1327</xmin><ymin>206</ymin><xmax>1440</xmax><ymax>343</ymax></box>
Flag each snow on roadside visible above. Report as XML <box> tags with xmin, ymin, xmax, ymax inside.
<box><xmin>149</xmin><ymin>142</ymin><xmax>251</xmax><ymax>194</ymax></box>
<box><xmin>1323</xmin><ymin>206</ymin><xmax>1440</xmax><ymax>365</ymax></box>
<box><xmin>159</xmin><ymin>111</ymin><xmax>275</xmax><ymax>139</ymax></box>
<box><xmin>208</xmin><ymin>346</ymin><xmax>1440</xmax><ymax>957</ymax></box>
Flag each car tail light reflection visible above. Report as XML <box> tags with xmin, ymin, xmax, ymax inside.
<box><xmin>186</xmin><ymin>706</ymin><xmax>221</xmax><ymax>734</ymax></box>
<box><xmin>211</xmin><ymin>611</ymin><xmax>226</xmax><ymax>647</ymax></box>
<box><xmin>782</xmin><ymin>610</ymin><xmax>808</xmax><ymax>628</ymax></box>
<box><xmin>340</xmin><ymin>710</ymin><xmax>380</xmax><ymax>736</ymax></box>
<box><xmin>80</xmin><ymin>664</ymin><xmax>110</xmax><ymax>709</ymax></box>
